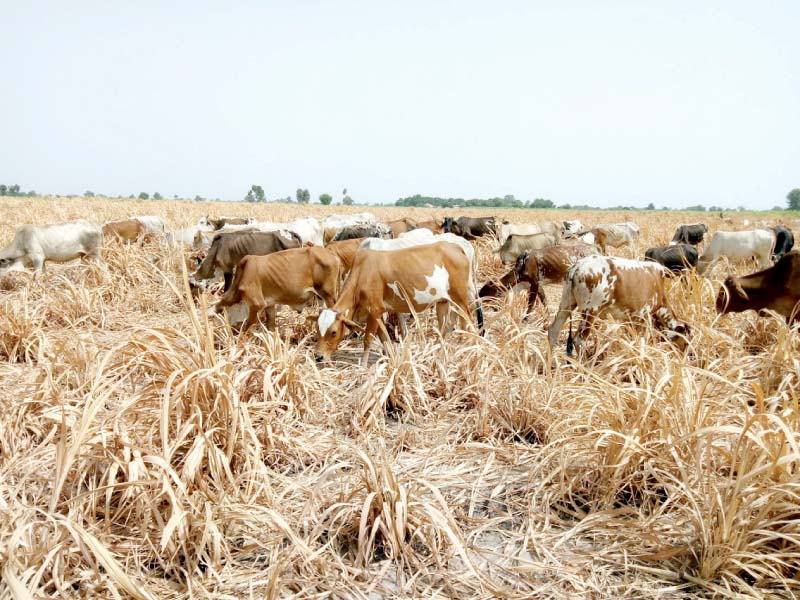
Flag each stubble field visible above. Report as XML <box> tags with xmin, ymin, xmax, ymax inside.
<box><xmin>0</xmin><ymin>197</ymin><xmax>798</xmax><ymax>599</ymax></box>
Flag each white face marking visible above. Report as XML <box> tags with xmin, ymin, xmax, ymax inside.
<box><xmin>318</xmin><ymin>309</ymin><xmax>337</xmax><ymax>336</ymax></box>
<box><xmin>413</xmin><ymin>264</ymin><xmax>450</xmax><ymax>305</ymax></box>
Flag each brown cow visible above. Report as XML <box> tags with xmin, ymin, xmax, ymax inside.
<box><xmin>386</xmin><ymin>218</ymin><xmax>417</xmax><ymax>238</ymax></box>
<box><xmin>480</xmin><ymin>243</ymin><xmax>598</xmax><ymax>313</ymax></box>
<box><xmin>314</xmin><ymin>242</ymin><xmax>476</xmax><ymax>365</ymax></box>
<box><xmin>716</xmin><ymin>251</ymin><xmax>800</xmax><ymax>322</ymax></box>
<box><xmin>102</xmin><ymin>219</ymin><xmax>146</xmax><ymax>243</ymax></box>
<box><xmin>324</xmin><ymin>238</ymin><xmax>364</xmax><ymax>274</ymax></box>
<box><xmin>191</xmin><ymin>230</ymin><xmax>301</xmax><ymax>291</ymax></box>
<box><xmin>214</xmin><ymin>246</ymin><xmax>342</xmax><ymax>332</ymax></box>
<box><xmin>548</xmin><ymin>256</ymin><xmax>689</xmax><ymax>356</ymax></box>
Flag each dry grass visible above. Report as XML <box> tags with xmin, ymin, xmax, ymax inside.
<box><xmin>0</xmin><ymin>197</ymin><xmax>799</xmax><ymax>599</ymax></box>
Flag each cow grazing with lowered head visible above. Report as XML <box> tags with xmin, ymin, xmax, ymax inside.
<box><xmin>314</xmin><ymin>242</ymin><xmax>479</xmax><ymax>365</ymax></box>
<box><xmin>214</xmin><ymin>246</ymin><xmax>342</xmax><ymax>331</ymax></box>
<box><xmin>442</xmin><ymin>216</ymin><xmax>496</xmax><ymax>239</ymax></box>
<box><xmin>772</xmin><ymin>226</ymin><xmax>794</xmax><ymax>261</ymax></box>
<box><xmin>547</xmin><ymin>256</ymin><xmax>689</xmax><ymax>357</ymax></box>
<box><xmin>697</xmin><ymin>230</ymin><xmax>776</xmax><ymax>275</ymax></box>
<box><xmin>203</xmin><ymin>216</ymin><xmax>254</xmax><ymax>230</ymax></box>
<box><xmin>0</xmin><ymin>220</ymin><xmax>103</xmax><ymax>276</ymax></box>
<box><xmin>716</xmin><ymin>250</ymin><xmax>800</xmax><ymax>323</ymax></box>
<box><xmin>497</xmin><ymin>221</ymin><xmax>559</xmax><ymax>245</ymax></box>
<box><xmin>670</xmin><ymin>223</ymin><xmax>708</xmax><ymax>246</ymax></box>
<box><xmin>496</xmin><ymin>232</ymin><xmax>558</xmax><ymax>263</ymax></box>
<box><xmin>191</xmin><ymin>230</ymin><xmax>302</xmax><ymax>292</ymax></box>
<box><xmin>644</xmin><ymin>244</ymin><xmax>699</xmax><ymax>273</ymax></box>
<box><xmin>480</xmin><ymin>243</ymin><xmax>598</xmax><ymax>313</ymax></box>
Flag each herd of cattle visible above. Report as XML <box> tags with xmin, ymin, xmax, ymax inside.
<box><xmin>0</xmin><ymin>212</ymin><xmax>797</xmax><ymax>363</ymax></box>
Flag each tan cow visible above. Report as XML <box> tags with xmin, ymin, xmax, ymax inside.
<box><xmin>102</xmin><ymin>219</ymin><xmax>146</xmax><ymax>243</ymax></box>
<box><xmin>324</xmin><ymin>238</ymin><xmax>364</xmax><ymax>274</ymax></box>
<box><xmin>386</xmin><ymin>218</ymin><xmax>417</xmax><ymax>238</ymax></box>
<box><xmin>415</xmin><ymin>219</ymin><xmax>443</xmax><ymax>234</ymax></box>
<box><xmin>214</xmin><ymin>246</ymin><xmax>342</xmax><ymax>332</ymax></box>
<box><xmin>314</xmin><ymin>242</ymin><xmax>477</xmax><ymax>365</ymax></box>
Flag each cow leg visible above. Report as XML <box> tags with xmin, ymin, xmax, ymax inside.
<box><xmin>435</xmin><ymin>301</ymin><xmax>454</xmax><ymax>335</ymax></box>
<box><xmin>264</xmin><ymin>305</ymin><xmax>278</xmax><ymax>331</ymax></box>
<box><xmin>571</xmin><ymin>312</ymin><xmax>596</xmax><ymax>355</ymax></box>
<box><xmin>242</xmin><ymin>302</ymin><xmax>263</xmax><ymax>332</ymax></box>
<box><xmin>360</xmin><ymin>316</ymin><xmax>380</xmax><ymax>366</ymax></box>
<box><xmin>30</xmin><ymin>255</ymin><xmax>45</xmax><ymax>275</ymax></box>
<box><xmin>223</xmin><ymin>271</ymin><xmax>233</xmax><ymax>292</ymax></box>
<box><xmin>527</xmin><ymin>282</ymin><xmax>546</xmax><ymax>315</ymax></box>
<box><xmin>547</xmin><ymin>283</ymin><xmax>576</xmax><ymax>349</ymax></box>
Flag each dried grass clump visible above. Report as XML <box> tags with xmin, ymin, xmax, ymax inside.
<box><xmin>1</xmin><ymin>198</ymin><xmax>799</xmax><ymax>598</ymax></box>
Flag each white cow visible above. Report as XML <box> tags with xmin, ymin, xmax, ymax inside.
<box><xmin>167</xmin><ymin>222</ymin><xmax>215</xmax><ymax>247</ymax></box>
<box><xmin>0</xmin><ymin>220</ymin><xmax>103</xmax><ymax>276</ymax></box>
<box><xmin>135</xmin><ymin>215</ymin><xmax>166</xmax><ymax>234</ymax></box>
<box><xmin>497</xmin><ymin>221</ymin><xmax>560</xmax><ymax>245</ymax></box>
<box><xmin>697</xmin><ymin>230</ymin><xmax>776</xmax><ymax>275</ymax></box>
<box><xmin>561</xmin><ymin>220</ymin><xmax>584</xmax><ymax>237</ymax></box>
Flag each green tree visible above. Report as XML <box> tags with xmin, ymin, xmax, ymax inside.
<box><xmin>530</xmin><ymin>198</ymin><xmax>555</xmax><ymax>209</ymax></box>
<box><xmin>138</xmin><ymin>192</ymin><xmax>149</xmax><ymax>200</ymax></box>
<box><xmin>245</xmin><ymin>189</ymin><xmax>256</xmax><ymax>202</ymax></box>
<box><xmin>646</xmin><ymin>202</ymin><xmax>655</xmax><ymax>210</ymax></box>
<box><xmin>153</xmin><ymin>192</ymin><xmax>162</xmax><ymax>200</ymax></box>
<box><xmin>684</xmin><ymin>204</ymin><xmax>706</xmax><ymax>211</ymax></box>
<box><xmin>295</xmin><ymin>188</ymin><xmax>303</xmax><ymax>203</ymax></box>
<box><xmin>0</xmin><ymin>185</ymin><xmax>8</xmax><ymax>196</ymax></box>
<box><xmin>84</xmin><ymin>190</ymin><xmax>94</xmax><ymax>197</ymax></box>
<box><xmin>319</xmin><ymin>193</ymin><xmax>333</xmax><ymax>205</ymax></box>
<box><xmin>343</xmin><ymin>195</ymin><xmax>354</xmax><ymax>205</ymax></box>
<box><xmin>251</xmin><ymin>185</ymin><xmax>265</xmax><ymax>202</ymax></box>
<box><xmin>787</xmin><ymin>188</ymin><xmax>800</xmax><ymax>210</ymax></box>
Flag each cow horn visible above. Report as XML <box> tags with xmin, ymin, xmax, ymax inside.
<box><xmin>342</xmin><ymin>317</ymin><xmax>365</xmax><ymax>332</ymax></box>
<box><xmin>733</xmin><ymin>280</ymin><xmax>749</xmax><ymax>300</ymax></box>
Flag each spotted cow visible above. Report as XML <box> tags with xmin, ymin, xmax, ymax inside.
<box><xmin>547</xmin><ymin>256</ymin><xmax>689</xmax><ymax>356</ymax></box>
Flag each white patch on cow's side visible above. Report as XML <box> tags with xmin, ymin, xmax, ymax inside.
<box><xmin>318</xmin><ymin>309</ymin><xmax>337</xmax><ymax>336</ymax></box>
<box><xmin>582</xmin><ymin>232</ymin><xmax>595</xmax><ymax>244</ymax></box>
<box><xmin>388</xmin><ymin>282</ymin><xmax>403</xmax><ymax>298</ymax></box>
<box><xmin>227</xmin><ymin>302</ymin><xmax>248</xmax><ymax>325</ymax></box>
<box><xmin>413</xmin><ymin>264</ymin><xmax>450</xmax><ymax>305</ymax></box>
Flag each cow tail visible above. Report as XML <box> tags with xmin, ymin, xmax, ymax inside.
<box><xmin>566</xmin><ymin>316</ymin><xmax>575</xmax><ymax>357</ymax></box>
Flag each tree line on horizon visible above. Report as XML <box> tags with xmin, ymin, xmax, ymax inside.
<box><xmin>2</xmin><ymin>184</ymin><xmax>799</xmax><ymax>211</ymax></box>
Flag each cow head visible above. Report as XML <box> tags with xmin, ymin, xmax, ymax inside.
<box><xmin>314</xmin><ymin>308</ymin><xmax>363</xmax><ymax>362</ymax></box>
<box><xmin>716</xmin><ymin>276</ymin><xmax>749</xmax><ymax>314</ymax></box>
<box><xmin>441</xmin><ymin>217</ymin><xmax>459</xmax><ymax>235</ymax></box>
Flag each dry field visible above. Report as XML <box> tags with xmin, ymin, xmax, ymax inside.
<box><xmin>1</xmin><ymin>197</ymin><xmax>798</xmax><ymax>599</ymax></box>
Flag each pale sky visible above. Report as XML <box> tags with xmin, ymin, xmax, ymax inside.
<box><xmin>3</xmin><ymin>1</ymin><xmax>799</xmax><ymax>209</ymax></box>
